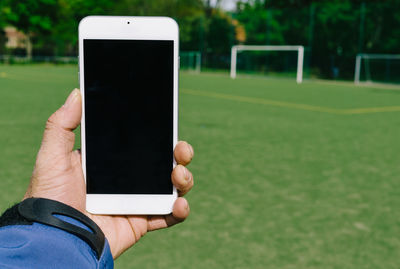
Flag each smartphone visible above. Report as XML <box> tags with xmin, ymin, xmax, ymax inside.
<box><xmin>78</xmin><ymin>16</ymin><xmax>178</xmax><ymax>215</ymax></box>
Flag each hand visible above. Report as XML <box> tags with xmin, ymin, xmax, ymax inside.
<box><xmin>24</xmin><ymin>89</ymin><xmax>194</xmax><ymax>258</ymax></box>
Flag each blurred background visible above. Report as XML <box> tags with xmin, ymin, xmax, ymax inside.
<box><xmin>0</xmin><ymin>0</ymin><xmax>400</xmax><ymax>268</ymax></box>
<box><xmin>1</xmin><ymin>0</ymin><xmax>400</xmax><ymax>82</ymax></box>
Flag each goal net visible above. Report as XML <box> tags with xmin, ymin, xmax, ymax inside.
<box><xmin>180</xmin><ymin>51</ymin><xmax>201</xmax><ymax>73</ymax></box>
<box><xmin>354</xmin><ymin>54</ymin><xmax>400</xmax><ymax>85</ymax></box>
<box><xmin>230</xmin><ymin>45</ymin><xmax>304</xmax><ymax>83</ymax></box>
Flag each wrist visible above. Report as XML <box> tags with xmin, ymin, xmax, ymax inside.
<box><xmin>0</xmin><ymin>198</ymin><xmax>105</xmax><ymax>259</ymax></box>
<box><xmin>0</xmin><ymin>198</ymin><xmax>114</xmax><ymax>268</ymax></box>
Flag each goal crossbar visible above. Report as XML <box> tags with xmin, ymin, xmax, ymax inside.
<box><xmin>354</xmin><ymin>53</ymin><xmax>400</xmax><ymax>84</ymax></box>
<box><xmin>230</xmin><ymin>45</ymin><xmax>304</xmax><ymax>83</ymax></box>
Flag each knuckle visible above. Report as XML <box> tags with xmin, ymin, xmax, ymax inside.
<box><xmin>44</xmin><ymin>112</ymin><xmax>75</xmax><ymax>142</ymax></box>
<box><xmin>45</xmin><ymin>113</ymin><xmax>58</xmax><ymax>130</ymax></box>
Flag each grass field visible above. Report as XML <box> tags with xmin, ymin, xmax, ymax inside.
<box><xmin>1</xmin><ymin>65</ymin><xmax>400</xmax><ymax>268</ymax></box>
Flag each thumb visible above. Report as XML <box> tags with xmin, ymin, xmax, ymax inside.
<box><xmin>39</xmin><ymin>89</ymin><xmax>82</xmax><ymax>156</ymax></box>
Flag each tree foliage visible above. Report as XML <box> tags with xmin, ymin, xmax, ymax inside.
<box><xmin>235</xmin><ymin>0</ymin><xmax>400</xmax><ymax>78</ymax></box>
<box><xmin>1</xmin><ymin>0</ymin><xmax>400</xmax><ymax>79</ymax></box>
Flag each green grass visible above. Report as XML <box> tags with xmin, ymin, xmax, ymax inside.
<box><xmin>1</xmin><ymin>65</ymin><xmax>400</xmax><ymax>268</ymax></box>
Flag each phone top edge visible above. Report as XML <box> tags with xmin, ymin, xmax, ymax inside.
<box><xmin>79</xmin><ymin>16</ymin><xmax>178</xmax><ymax>31</ymax></box>
<box><xmin>79</xmin><ymin>16</ymin><xmax>179</xmax><ymax>40</ymax></box>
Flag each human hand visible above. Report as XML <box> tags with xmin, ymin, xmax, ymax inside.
<box><xmin>24</xmin><ymin>89</ymin><xmax>194</xmax><ymax>258</ymax></box>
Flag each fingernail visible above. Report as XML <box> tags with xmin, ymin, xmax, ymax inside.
<box><xmin>187</xmin><ymin>143</ymin><xmax>194</xmax><ymax>157</ymax></box>
<box><xmin>64</xmin><ymin>89</ymin><xmax>79</xmax><ymax>108</ymax></box>
<box><xmin>184</xmin><ymin>200</ymin><xmax>190</xmax><ymax>211</ymax></box>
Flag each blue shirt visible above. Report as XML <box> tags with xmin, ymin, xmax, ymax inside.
<box><xmin>0</xmin><ymin>216</ymin><xmax>114</xmax><ymax>268</ymax></box>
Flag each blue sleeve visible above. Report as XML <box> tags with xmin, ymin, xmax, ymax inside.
<box><xmin>0</xmin><ymin>215</ymin><xmax>114</xmax><ymax>269</ymax></box>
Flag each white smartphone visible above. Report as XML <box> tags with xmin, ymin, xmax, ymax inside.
<box><xmin>78</xmin><ymin>16</ymin><xmax>178</xmax><ymax>215</ymax></box>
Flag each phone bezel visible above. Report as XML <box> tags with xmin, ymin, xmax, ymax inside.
<box><xmin>79</xmin><ymin>16</ymin><xmax>178</xmax><ymax>215</ymax></box>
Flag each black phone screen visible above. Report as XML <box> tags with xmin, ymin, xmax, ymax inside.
<box><xmin>83</xmin><ymin>39</ymin><xmax>174</xmax><ymax>194</ymax></box>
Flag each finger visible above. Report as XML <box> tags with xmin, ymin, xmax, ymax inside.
<box><xmin>40</xmin><ymin>89</ymin><xmax>82</xmax><ymax>156</ymax></box>
<box><xmin>171</xmin><ymin>164</ymin><xmax>194</xmax><ymax>196</ymax></box>
<box><xmin>72</xmin><ymin>149</ymin><xmax>82</xmax><ymax>165</ymax></box>
<box><xmin>174</xmin><ymin>141</ymin><xmax>194</xmax><ymax>166</ymax></box>
<box><xmin>171</xmin><ymin>197</ymin><xmax>190</xmax><ymax>221</ymax></box>
<box><xmin>147</xmin><ymin>198</ymin><xmax>190</xmax><ymax>231</ymax></box>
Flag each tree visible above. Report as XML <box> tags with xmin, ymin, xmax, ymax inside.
<box><xmin>2</xmin><ymin>0</ymin><xmax>60</xmax><ymax>58</ymax></box>
<box><xmin>207</xmin><ymin>10</ymin><xmax>235</xmax><ymax>54</ymax></box>
<box><xmin>50</xmin><ymin>0</ymin><xmax>115</xmax><ymax>56</ymax></box>
<box><xmin>235</xmin><ymin>0</ymin><xmax>286</xmax><ymax>45</ymax></box>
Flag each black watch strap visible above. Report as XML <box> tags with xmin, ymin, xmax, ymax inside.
<box><xmin>17</xmin><ymin>198</ymin><xmax>105</xmax><ymax>259</ymax></box>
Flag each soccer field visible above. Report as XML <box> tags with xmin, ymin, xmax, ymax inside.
<box><xmin>0</xmin><ymin>65</ymin><xmax>400</xmax><ymax>268</ymax></box>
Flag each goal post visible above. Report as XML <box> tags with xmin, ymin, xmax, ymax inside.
<box><xmin>230</xmin><ymin>45</ymin><xmax>304</xmax><ymax>83</ymax></box>
<box><xmin>354</xmin><ymin>53</ymin><xmax>400</xmax><ymax>84</ymax></box>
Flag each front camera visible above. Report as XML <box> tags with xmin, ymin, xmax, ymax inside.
<box><xmin>127</xmin><ymin>21</ymin><xmax>130</xmax><ymax>24</ymax></box>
